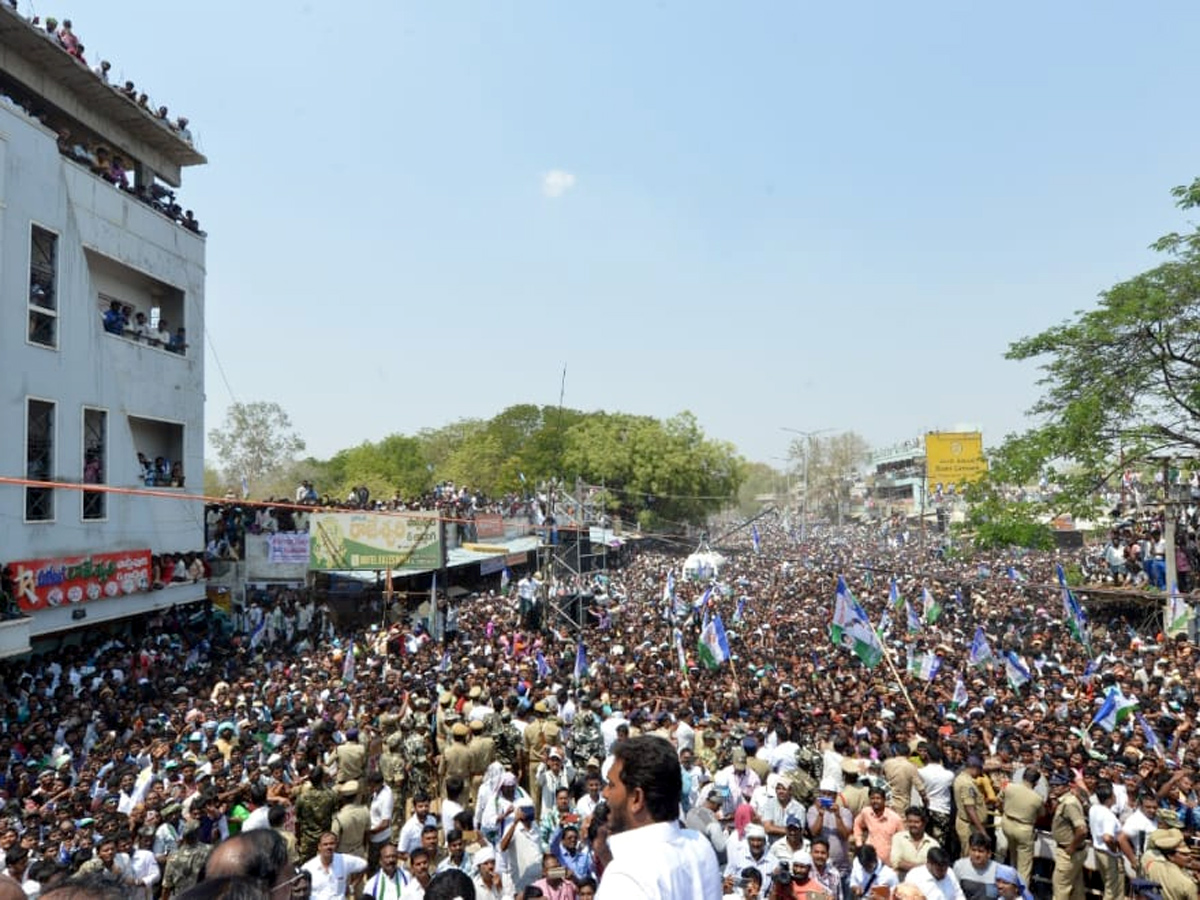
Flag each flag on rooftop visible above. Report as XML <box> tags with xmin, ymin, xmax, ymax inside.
<box><xmin>831</xmin><ymin>576</ymin><xmax>884</xmax><ymax>668</ymax></box>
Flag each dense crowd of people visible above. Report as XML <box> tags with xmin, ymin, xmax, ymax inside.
<box><xmin>0</xmin><ymin>510</ymin><xmax>1198</xmax><ymax>899</ymax></box>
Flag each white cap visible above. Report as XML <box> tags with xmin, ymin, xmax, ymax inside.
<box><xmin>473</xmin><ymin>847</ymin><xmax>495</xmax><ymax>867</ymax></box>
<box><xmin>745</xmin><ymin>824</ymin><xmax>766</xmax><ymax>840</ymax></box>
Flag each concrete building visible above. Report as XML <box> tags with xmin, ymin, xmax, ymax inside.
<box><xmin>869</xmin><ymin>437</ymin><xmax>925</xmax><ymax>517</ymax></box>
<box><xmin>0</xmin><ymin>9</ymin><xmax>207</xmax><ymax>651</ymax></box>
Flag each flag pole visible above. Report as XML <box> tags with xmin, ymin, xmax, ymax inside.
<box><xmin>879</xmin><ymin>644</ymin><xmax>919</xmax><ymax>719</ymax></box>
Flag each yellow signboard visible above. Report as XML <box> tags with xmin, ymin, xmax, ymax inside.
<box><xmin>925</xmin><ymin>432</ymin><xmax>987</xmax><ymax>485</ymax></box>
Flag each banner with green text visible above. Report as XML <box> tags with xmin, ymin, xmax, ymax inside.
<box><xmin>308</xmin><ymin>511</ymin><xmax>444</xmax><ymax>571</ymax></box>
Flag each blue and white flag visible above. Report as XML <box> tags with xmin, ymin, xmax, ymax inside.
<box><xmin>831</xmin><ymin>576</ymin><xmax>884</xmax><ymax>668</ymax></box>
<box><xmin>889</xmin><ymin>578</ymin><xmax>904</xmax><ymax>615</ymax></box>
<box><xmin>733</xmin><ymin>596</ymin><xmax>747</xmax><ymax>623</ymax></box>
<box><xmin>574</xmin><ymin>641</ymin><xmax>588</xmax><ymax>681</ymax></box>
<box><xmin>342</xmin><ymin>641</ymin><xmax>355</xmax><ymax>684</ymax></box>
<box><xmin>952</xmin><ymin>675</ymin><xmax>969</xmax><ymax>709</ymax></box>
<box><xmin>1007</xmin><ymin>566</ymin><xmax>1025</xmax><ymax>583</ymax></box>
<box><xmin>673</xmin><ymin>626</ymin><xmax>687</xmax><ymax>674</ymax></box>
<box><xmin>954</xmin><ymin>587</ymin><xmax>964</xmax><ymax>608</ymax></box>
<box><xmin>694</xmin><ymin>585</ymin><xmax>713</xmax><ymax>613</ymax></box>
<box><xmin>752</xmin><ymin>525</ymin><xmax>762</xmax><ymax>554</ymax></box>
<box><xmin>698</xmin><ymin>612</ymin><xmax>731</xmax><ymax>669</ymax></box>
<box><xmin>905</xmin><ymin>600</ymin><xmax>921</xmax><ymax>634</ymax></box>
<box><xmin>501</xmin><ymin>567</ymin><xmax>511</xmax><ymax>590</ymax></box>
<box><xmin>248</xmin><ymin>616</ymin><xmax>267</xmax><ymax>650</ymax></box>
<box><xmin>1135</xmin><ymin>712</ymin><xmax>1164</xmax><ymax>757</ymax></box>
<box><xmin>240</xmin><ymin>474</ymin><xmax>250</xmax><ymax>500</ymax></box>
<box><xmin>968</xmin><ymin>626</ymin><xmax>994</xmax><ymax>667</ymax></box>
<box><xmin>1080</xmin><ymin>658</ymin><xmax>1100</xmax><ymax>684</ymax></box>
<box><xmin>535</xmin><ymin>651</ymin><xmax>551</xmax><ymax>681</ymax></box>
<box><xmin>1057</xmin><ymin>565</ymin><xmax>1092</xmax><ymax>654</ymax></box>
<box><xmin>1092</xmin><ymin>687</ymin><xmax>1137</xmax><ymax>733</ymax></box>
<box><xmin>1004</xmin><ymin>651</ymin><xmax>1032</xmax><ymax>689</ymax></box>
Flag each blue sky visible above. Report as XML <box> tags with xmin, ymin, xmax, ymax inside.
<box><xmin>73</xmin><ymin>2</ymin><xmax>1200</xmax><ymax>467</ymax></box>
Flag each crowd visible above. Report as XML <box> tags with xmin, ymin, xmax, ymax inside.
<box><xmin>0</xmin><ymin>6</ymin><xmax>204</xmax><ymax>235</ymax></box>
<box><xmin>0</xmin><ymin>510</ymin><xmax>1197</xmax><ymax>899</ymax></box>
<box><xmin>102</xmin><ymin>304</ymin><xmax>189</xmax><ymax>357</ymax></box>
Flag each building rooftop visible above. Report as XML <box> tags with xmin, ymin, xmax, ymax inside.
<box><xmin>0</xmin><ymin>7</ymin><xmax>205</xmax><ymax>185</ymax></box>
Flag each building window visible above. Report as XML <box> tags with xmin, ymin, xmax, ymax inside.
<box><xmin>29</xmin><ymin>226</ymin><xmax>58</xmax><ymax>349</ymax></box>
<box><xmin>26</xmin><ymin>399</ymin><xmax>55</xmax><ymax>521</ymax></box>
<box><xmin>83</xmin><ymin>408</ymin><xmax>107</xmax><ymax>520</ymax></box>
<box><xmin>129</xmin><ymin>415</ymin><xmax>185</xmax><ymax>488</ymax></box>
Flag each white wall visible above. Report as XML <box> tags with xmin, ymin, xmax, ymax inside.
<box><xmin>0</xmin><ymin>104</ymin><xmax>207</xmax><ymax>632</ymax></box>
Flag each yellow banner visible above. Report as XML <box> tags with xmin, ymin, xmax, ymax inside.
<box><xmin>925</xmin><ymin>432</ymin><xmax>987</xmax><ymax>485</ymax></box>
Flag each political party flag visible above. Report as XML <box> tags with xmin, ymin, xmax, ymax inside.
<box><xmin>673</xmin><ymin>626</ymin><xmax>687</xmax><ymax>674</ymax></box>
<box><xmin>889</xmin><ymin>578</ymin><xmax>904</xmax><ymax>615</ymax></box>
<box><xmin>574</xmin><ymin>641</ymin><xmax>588</xmax><ymax>681</ymax></box>
<box><xmin>905</xmin><ymin>600</ymin><xmax>921</xmax><ymax>634</ymax></box>
<box><xmin>1007</xmin><ymin>566</ymin><xmax>1025</xmax><ymax>583</ymax></box>
<box><xmin>954</xmin><ymin>587</ymin><xmax>964</xmax><ymax>608</ymax></box>
<box><xmin>1135</xmin><ymin>712</ymin><xmax>1165</xmax><ymax>758</ymax></box>
<box><xmin>878</xmin><ymin>610</ymin><xmax>893</xmax><ymax>639</ymax></box>
<box><xmin>535</xmin><ymin>651</ymin><xmax>551</xmax><ymax>681</ymax></box>
<box><xmin>952</xmin><ymin>675</ymin><xmax>969</xmax><ymax>709</ymax></box>
<box><xmin>342</xmin><ymin>640</ymin><xmax>355</xmax><ymax>684</ymax></box>
<box><xmin>1166</xmin><ymin>590</ymin><xmax>1193</xmax><ymax>638</ymax></box>
<box><xmin>1004</xmin><ymin>651</ymin><xmax>1032</xmax><ymax>689</ymax></box>
<box><xmin>864</xmin><ymin>570</ymin><xmax>875</xmax><ymax>589</ymax></box>
<box><xmin>968</xmin><ymin>626</ymin><xmax>993</xmax><ymax>668</ymax></box>
<box><xmin>248</xmin><ymin>615</ymin><xmax>267</xmax><ymax>650</ymax></box>
<box><xmin>752</xmin><ymin>525</ymin><xmax>762</xmax><ymax>554</ymax></box>
<box><xmin>734</xmin><ymin>596</ymin><xmax>747</xmax><ymax>623</ymax></box>
<box><xmin>240</xmin><ymin>474</ymin><xmax>250</xmax><ymax>500</ymax></box>
<box><xmin>501</xmin><ymin>567</ymin><xmax>511</xmax><ymax>590</ymax></box>
<box><xmin>1092</xmin><ymin>687</ymin><xmax>1138</xmax><ymax>732</ymax></box>
<box><xmin>698</xmin><ymin>613</ymin><xmax>731</xmax><ymax>669</ymax></box>
<box><xmin>1080</xmin><ymin>658</ymin><xmax>1099</xmax><ymax>684</ymax></box>
<box><xmin>977</xmin><ymin>565</ymin><xmax>992</xmax><ymax>578</ymax></box>
<box><xmin>694</xmin><ymin>585</ymin><xmax>713</xmax><ymax>613</ymax></box>
<box><xmin>922</xmin><ymin>587</ymin><xmax>943</xmax><ymax>624</ymax></box>
<box><xmin>664</xmin><ymin>571</ymin><xmax>676</xmax><ymax>605</ymax></box>
<box><xmin>831</xmin><ymin>576</ymin><xmax>884</xmax><ymax>668</ymax></box>
<box><xmin>439</xmin><ymin>650</ymin><xmax>451</xmax><ymax>673</ymax></box>
<box><xmin>909</xmin><ymin>652</ymin><xmax>942</xmax><ymax>682</ymax></box>
<box><xmin>1057</xmin><ymin>565</ymin><xmax>1092</xmax><ymax>654</ymax></box>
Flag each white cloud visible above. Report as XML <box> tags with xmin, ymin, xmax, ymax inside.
<box><xmin>541</xmin><ymin>169</ymin><xmax>577</xmax><ymax>198</ymax></box>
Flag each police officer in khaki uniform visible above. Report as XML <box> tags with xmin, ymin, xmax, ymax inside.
<box><xmin>1049</xmin><ymin>770</ymin><xmax>1088</xmax><ymax>900</ymax></box>
<box><xmin>331</xmin><ymin>780</ymin><xmax>370</xmax><ymax>860</ymax></box>
<box><xmin>523</xmin><ymin>701</ymin><xmax>549</xmax><ymax>799</ymax></box>
<box><xmin>441</xmin><ymin>722</ymin><xmax>474</xmax><ymax>799</ymax></box>
<box><xmin>467</xmin><ymin>718</ymin><xmax>494</xmax><ymax>804</ymax></box>
<box><xmin>953</xmin><ymin>755</ymin><xmax>987</xmax><ymax>857</ymax></box>
<box><xmin>1141</xmin><ymin>828</ymin><xmax>1199</xmax><ymax>900</ymax></box>
<box><xmin>1000</xmin><ymin>766</ymin><xmax>1045</xmax><ymax>886</ymax></box>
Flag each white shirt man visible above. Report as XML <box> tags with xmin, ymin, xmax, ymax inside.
<box><xmin>904</xmin><ymin>853</ymin><xmax>966</xmax><ymax>900</ymax></box>
<box><xmin>304</xmin><ymin>833</ymin><xmax>368</xmax><ymax>900</ymax></box>
<box><xmin>369</xmin><ymin>781</ymin><xmax>395</xmax><ymax>849</ymax></box>
<box><xmin>917</xmin><ymin>759</ymin><xmax>955</xmax><ymax>817</ymax></box>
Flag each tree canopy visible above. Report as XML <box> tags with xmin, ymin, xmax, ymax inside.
<box><xmin>208</xmin><ymin>402</ymin><xmax>743</xmax><ymax>529</ymax></box>
<box><xmin>980</xmin><ymin>179</ymin><xmax>1200</xmax><ymax>524</ymax></box>
<box><xmin>208</xmin><ymin>401</ymin><xmax>306</xmax><ymax>490</ymax></box>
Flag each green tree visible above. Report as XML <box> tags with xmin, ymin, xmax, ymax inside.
<box><xmin>334</xmin><ymin>434</ymin><xmax>431</xmax><ymax>501</ymax></box>
<box><xmin>203</xmin><ymin>461</ymin><xmax>225</xmax><ymax>498</ymax></box>
<box><xmin>208</xmin><ymin>401</ymin><xmax>306</xmax><ymax>491</ymax></box>
<box><xmin>990</xmin><ymin>179</ymin><xmax>1200</xmax><ymax>520</ymax></box>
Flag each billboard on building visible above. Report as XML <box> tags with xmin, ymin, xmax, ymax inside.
<box><xmin>308</xmin><ymin>512</ymin><xmax>443</xmax><ymax>571</ymax></box>
<box><xmin>925</xmin><ymin>432</ymin><xmax>987</xmax><ymax>486</ymax></box>
<box><xmin>8</xmin><ymin>549</ymin><xmax>153</xmax><ymax>612</ymax></box>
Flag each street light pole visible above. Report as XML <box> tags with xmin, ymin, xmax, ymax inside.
<box><xmin>781</xmin><ymin>426</ymin><xmax>835</xmax><ymax>540</ymax></box>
